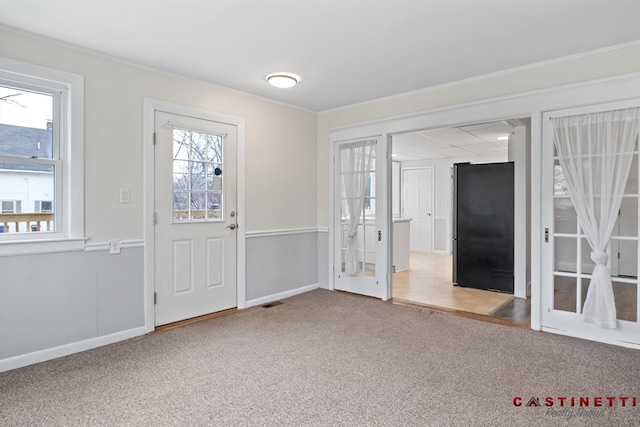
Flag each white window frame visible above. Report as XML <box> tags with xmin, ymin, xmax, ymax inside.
<box><xmin>0</xmin><ymin>58</ymin><xmax>84</xmax><ymax>255</ymax></box>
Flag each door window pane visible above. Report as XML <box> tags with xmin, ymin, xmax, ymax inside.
<box><xmin>614</xmin><ymin>197</ymin><xmax>638</xmax><ymax>237</ymax></box>
<box><xmin>554</xmin><ymin>275</ymin><xmax>576</xmax><ymax>313</ymax></box>
<box><xmin>582</xmin><ymin>279</ymin><xmax>638</xmax><ymax>322</ymax></box>
<box><xmin>613</xmin><ymin>239</ymin><xmax>638</xmax><ymax>279</ymax></box>
<box><xmin>613</xmin><ymin>281</ymin><xmax>637</xmax><ymax>322</ymax></box>
<box><xmin>553</xmin><ymin>161</ymin><xmax>569</xmax><ymax>196</ymax></box>
<box><xmin>554</xmin><ymin>197</ymin><xmax>577</xmax><ymax>234</ymax></box>
<box><xmin>580</xmin><ymin>238</ymin><xmax>595</xmax><ymax>275</ymax></box>
<box><xmin>171</xmin><ymin>128</ymin><xmax>224</xmax><ymax>222</ymax></box>
<box><xmin>554</xmin><ymin>236</ymin><xmax>576</xmax><ymax>273</ymax></box>
<box><xmin>623</xmin><ymin>148</ymin><xmax>637</xmax><ymax>194</ymax></box>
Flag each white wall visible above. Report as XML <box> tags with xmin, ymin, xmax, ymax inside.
<box><xmin>0</xmin><ymin>28</ymin><xmax>319</xmax><ymax>370</ymax></box>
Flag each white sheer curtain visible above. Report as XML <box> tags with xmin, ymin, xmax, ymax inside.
<box><xmin>340</xmin><ymin>140</ymin><xmax>375</xmax><ymax>276</ymax></box>
<box><xmin>552</xmin><ymin>107</ymin><xmax>640</xmax><ymax>328</ymax></box>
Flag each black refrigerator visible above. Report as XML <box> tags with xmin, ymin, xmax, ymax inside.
<box><xmin>452</xmin><ymin>162</ymin><xmax>514</xmax><ymax>293</ymax></box>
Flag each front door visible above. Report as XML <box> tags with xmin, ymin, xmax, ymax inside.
<box><xmin>154</xmin><ymin>111</ymin><xmax>237</xmax><ymax>326</ymax></box>
<box><xmin>402</xmin><ymin>167</ymin><xmax>434</xmax><ymax>253</ymax></box>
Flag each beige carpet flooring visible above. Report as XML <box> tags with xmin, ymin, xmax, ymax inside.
<box><xmin>1</xmin><ymin>289</ymin><xmax>638</xmax><ymax>426</ymax></box>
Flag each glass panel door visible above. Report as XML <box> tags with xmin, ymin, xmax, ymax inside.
<box><xmin>541</xmin><ymin>102</ymin><xmax>639</xmax><ymax>348</ymax></box>
<box><xmin>334</xmin><ymin>137</ymin><xmax>388</xmax><ymax>299</ymax></box>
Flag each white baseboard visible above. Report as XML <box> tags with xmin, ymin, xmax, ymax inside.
<box><xmin>0</xmin><ymin>326</ymin><xmax>146</xmax><ymax>373</ymax></box>
<box><xmin>245</xmin><ymin>283</ymin><xmax>319</xmax><ymax>308</ymax></box>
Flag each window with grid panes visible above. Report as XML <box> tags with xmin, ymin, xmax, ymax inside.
<box><xmin>0</xmin><ymin>58</ymin><xmax>83</xmax><ymax>249</ymax></box>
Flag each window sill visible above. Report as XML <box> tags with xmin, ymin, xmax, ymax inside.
<box><xmin>0</xmin><ymin>237</ymin><xmax>86</xmax><ymax>256</ymax></box>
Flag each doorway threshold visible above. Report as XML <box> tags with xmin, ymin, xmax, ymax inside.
<box><xmin>391</xmin><ymin>297</ymin><xmax>530</xmax><ymax>329</ymax></box>
<box><xmin>153</xmin><ymin>308</ymin><xmax>238</xmax><ymax>332</ymax></box>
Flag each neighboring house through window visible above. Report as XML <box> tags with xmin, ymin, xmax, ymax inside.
<box><xmin>1</xmin><ymin>200</ymin><xmax>21</xmax><ymax>213</ymax></box>
<box><xmin>34</xmin><ymin>200</ymin><xmax>53</xmax><ymax>212</ymax></box>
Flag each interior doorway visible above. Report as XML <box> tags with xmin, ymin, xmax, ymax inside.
<box><xmin>390</xmin><ymin>119</ymin><xmax>531</xmax><ymax>325</ymax></box>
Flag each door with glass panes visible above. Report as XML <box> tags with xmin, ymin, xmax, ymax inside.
<box><xmin>541</xmin><ymin>101</ymin><xmax>639</xmax><ymax>347</ymax></box>
<box><xmin>154</xmin><ymin>111</ymin><xmax>237</xmax><ymax>326</ymax></box>
<box><xmin>333</xmin><ymin>137</ymin><xmax>389</xmax><ymax>299</ymax></box>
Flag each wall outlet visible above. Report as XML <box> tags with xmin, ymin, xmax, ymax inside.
<box><xmin>119</xmin><ymin>188</ymin><xmax>131</xmax><ymax>204</ymax></box>
<box><xmin>109</xmin><ymin>239</ymin><xmax>121</xmax><ymax>254</ymax></box>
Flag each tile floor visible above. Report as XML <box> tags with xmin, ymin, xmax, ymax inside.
<box><xmin>392</xmin><ymin>252</ymin><xmax>529</xmax><ymax>325</ymax></box>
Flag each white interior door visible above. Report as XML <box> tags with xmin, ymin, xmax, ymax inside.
<box><xmin>402</xmin><ymin>167</ymin><xmax>434</xmax><ymax>253</ymax></box>
<box><xmin>541</xmin><ymin>101</ymin><xmax>639</xmax><ymax>348</ymax></box>
<box><xmin>333</xmin><ymin>137</ymin><xmax>389</xmax><ymax>299</ymax></box>
<box><xmin>154</xmin><ymin>111</ymin><xmax>237</xmax><ymax>326</ymax></box>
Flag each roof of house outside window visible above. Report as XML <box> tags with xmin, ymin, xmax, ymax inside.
<box><xmin>0</xmin><ymin>123</ymin><xmax>53</xmax><ymax>171</ymax></box>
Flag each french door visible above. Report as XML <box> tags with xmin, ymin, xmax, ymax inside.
<box><xmin>541</xmin><ymin>101</ymin><xmax>639</xmax><ymax>348</ymax></box>
<box><xmin>333</xmin><ymin>137</ymin><xmax>389</xmax><ymax>299</ymax></box>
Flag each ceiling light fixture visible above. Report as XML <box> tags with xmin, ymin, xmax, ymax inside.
<box><xmin>497</xmin><ymin>136</ymin><xmax>510</xmax><ymax>141</ymax></box>
<box><xmin>266</xmin><ymin>72</ymin><xmax>299</xmax><ymax>88</ymax></box>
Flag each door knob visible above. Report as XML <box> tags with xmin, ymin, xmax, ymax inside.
<box><xmin>227</xmin><ymin>224</ymin><xmax>237</xmax><ymax>230</ymax></box>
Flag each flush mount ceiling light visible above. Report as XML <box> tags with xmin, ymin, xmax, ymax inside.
<box><xmin>496</xmin><ymin>136</ymin><xmax>510</xmax><ymax>141</ymax></box>
<box><xmin>266</xmin><ymin>72</ymin><xmax>300</xmax><ymax>88</ymax></box>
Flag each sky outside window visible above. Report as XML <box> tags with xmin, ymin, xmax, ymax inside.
<box><xmin>0</xmin><ymin>86</ymin><xmax>53</xmax><ymax>129</ymax></box>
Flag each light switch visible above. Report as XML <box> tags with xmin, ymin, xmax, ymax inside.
<box><xmin>119</xmin><ymin>188</ymin><xmax>130</xmax><ymax>203</ymax></box>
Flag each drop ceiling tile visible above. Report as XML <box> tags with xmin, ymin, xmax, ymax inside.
<box><xmin>461</xmin><ymin>143</ymin><xmax>498</xmax><ymax>154</ymax></box>
<box><xmin>468</xmin><ymin>129</ymin><xmax>512</xmax><ymax>141</ymax></box>
<box><xmin>413</xmin><ymin>150</ymin><xmax>450</xmax><ymax>159</ymax></box>
<box><xmin>432</xmin><ymin>132</ymin><xmax>484</xmax><ymax>146</ymax></box>
<box><xmin>459</xmin><ymin>121</ymin><xmax>510</xmax><ymax>132</ymax></box>
<box><xmin>417</xmin><ymin>127</ymin><xmax>461</xmax><ymax>137</ymax></box>
<box><xmin>431</xmin><ymin>146</ymin><xmax>469</xmax><ymax>157</ymax></box>
<box><xmin>393</xmin><ymin>133</ymin><xmax>430</xmax><ymax>144</ymax></box>
<box><xmin>492</xmin><ymin>140</ymin><xmax>509</xmax><ymax>151</ymax></box>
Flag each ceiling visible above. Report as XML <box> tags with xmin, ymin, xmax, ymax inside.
<box><xmin>392</xmin><ymin>120</ymin><xmax>516</xmax><ymax>162</ymax></box>
<box><xmin>0</xmin><ymin>1</ymin><xmax>638</xmax><ymax>112</ymax></box>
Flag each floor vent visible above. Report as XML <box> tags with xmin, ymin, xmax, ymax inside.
<box><xmin>261</xmin><ymin>301</ymin><xmax>283</xmax><ymax>308</ymax></box>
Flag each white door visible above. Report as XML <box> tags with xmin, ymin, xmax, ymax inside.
<box><xmin>402</xmin><ymin>167</ymin><xmax>434</xmax><ymax>253</ymax></box>
<box><xmin>541</xmin><ymin>101</ymin><xmax>639</xmax><ymax>348</ymax></box>
<box><xmin>154</xmin><ymin>111</ymin><xmax>237</xmax><ymax>326</ymax></box>
<box><xmin>334</xmin><ymin>137</ymin><xmax>389</xmax><ymax>299</ymax></box>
